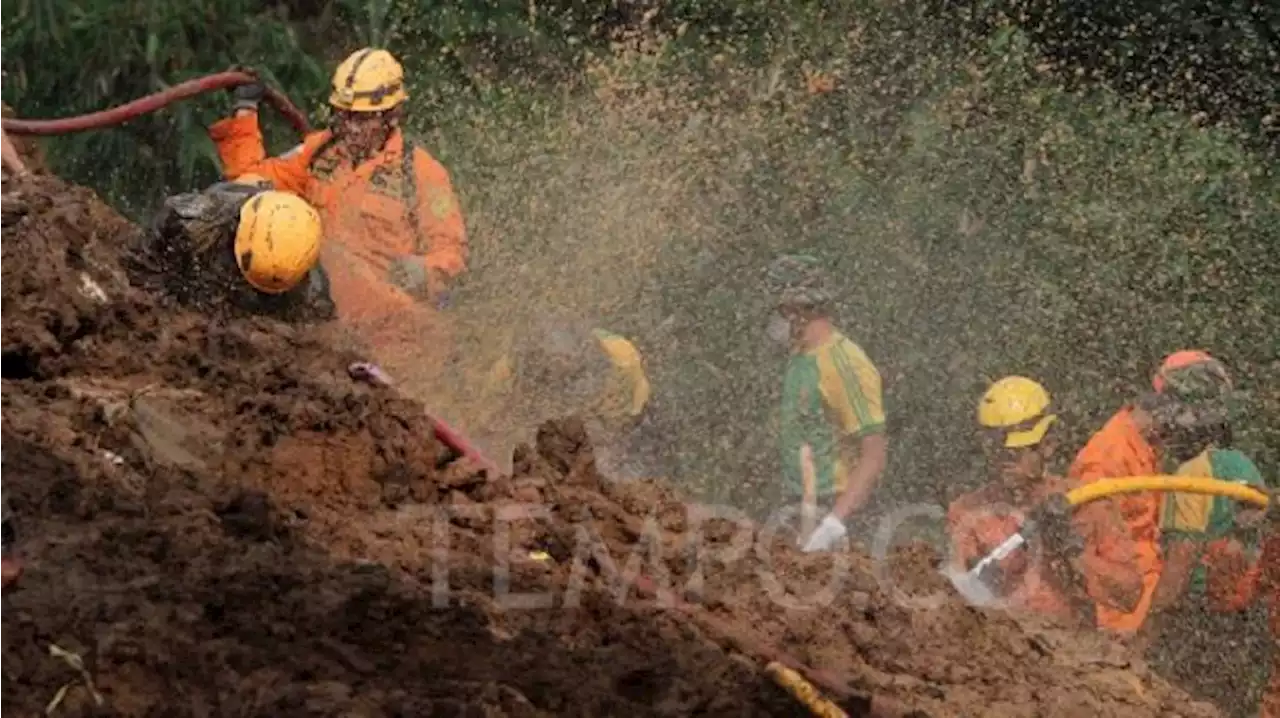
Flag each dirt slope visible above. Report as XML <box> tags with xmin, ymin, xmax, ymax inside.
<box><xmin>0</xmin><ymin>173</ymin><xmax>1221</xmax><ymax>717</ymax></box>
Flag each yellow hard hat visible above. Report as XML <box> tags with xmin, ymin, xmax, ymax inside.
<box><xmin>234</xmin><ymin>191</ymin><xmax>323</xmax><ymax>295</ymax></box>
<box><xmin>329</xmin><ymin>48</ymin><xmax>407</xmax><ymax>113</ymax></box>
<box><xmin>977</xmin><ymin>376</ymin><xmax>1058</xmax><ymax>448</ymax></box>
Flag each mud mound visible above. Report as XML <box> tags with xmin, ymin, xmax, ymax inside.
<box><xmin>1</xmin><ymin>107</ymin><xmax>48</xmax><ymax>176</ymax></box>
<box><xmin>1</xmin><ymin>173</ymin><xmax>1220</xmax><ymax>717</ymax></box>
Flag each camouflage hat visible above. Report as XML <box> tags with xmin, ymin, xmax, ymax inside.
<box><xmin>1157</xmin><ymin>353</ymin><xmax>1233</xmax><ymax>414</ymax></box>
<box><xmin>765</xmin><ymin>253</ymin><xmax>834</xmax><ymax>309</ymax></box>
<box><xmin>1154</xmin><ymin>353</ymin><xmax>1232</xmax><ymax>404</ymax></box>
<box><xmin>1138</xmin><ymin>353</ymin><xmax>1239</xmax><ymax>432</ymax></box>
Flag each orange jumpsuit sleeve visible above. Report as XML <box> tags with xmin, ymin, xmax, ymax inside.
<box><xmin>1068</xmin><ymin>448</ymin><xmax>1158</xmax><ymax>534</ymax></box>
<box><xmin>208</xmin><ymin>112</ymin><xmax>314</xmax><ymax>195</ymax></box>
<box><xmin>1072</xmin><ymin>500</ymin><xmax>1148</xmax><ymax>613</ymax></box>
<box><xmin>410</xmin><ymin>147</ymin><xmax>468</xmax><ymax>279</ymax></box>
<box><xmin>1067</xmin><ymin>424</ymin><xmax>1162</xmax><ymax>616</ymax></box>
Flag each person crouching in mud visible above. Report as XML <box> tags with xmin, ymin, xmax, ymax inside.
<box><xmin>63</xmin><ymin>186</ymin><xmax>337</xmax><ymax>599</ymax></box>
<box><xmin>124</xmin><ymin>175</ymin><xmax>333</xmax><ymax>322</ymax></box>
<box><xmin>946</xmin><ymin>377</ymin><xmax>1144</xmax><ymax>627</ymax></box>
<box><xmin>485</xmin><ymin>312</ymin><xmax>664</xmax><ymax>480</ymax></box>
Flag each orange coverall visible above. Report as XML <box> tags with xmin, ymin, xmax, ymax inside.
<box><xmin>209</xmin><ymin>112</ymin><xmax>467</xmax><ymax>381</ymax></box>
<box><xmin>1067</xmin><ymin>407</ymin><xmax>1163</xmax><ymax>633</ymax></box>
<box><xmin>209</xmin><ymin>113</ymin><xmax>466</xmax><ymax>324</ymax></box>
<box><xmin>948</xmin><ymin>479</ymin><xmax>1142</xmax><ymax>623</ymax></box>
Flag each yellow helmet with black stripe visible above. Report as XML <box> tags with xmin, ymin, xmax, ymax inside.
<box><xmin>234</xmin><ymin>190</ymin><xmax>322</xmax><ymax>294</ymax></box>
<box><xmin>329</xmin><ymin>48</ymin><xmax>407</xmax><ymax>113</ymax></box>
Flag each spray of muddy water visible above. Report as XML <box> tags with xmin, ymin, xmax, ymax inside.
<box><xmin>371</xmin><ymin>16</ymin><xmax>1280</xmax><ymax>501</ymax></box>
<box><xmin>385</xmin><ymin>28</ymin><xmax>1278</xmax><ymax>497</ymax></box>
<box><xmin>346</xmin><ymin>13</ymin><xmax>1277</xmax><ymax>713</ymax></box>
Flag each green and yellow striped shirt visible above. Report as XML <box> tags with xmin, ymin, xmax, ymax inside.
<box><xmin>1160</xmin><ymin>447</ymin><xmax>1266</xmax><ymax>595</ymax></box>
<box><xmin>780</xmin><ymin>331</ymin><xmax>885</xmax><ymax>498</ymax></box>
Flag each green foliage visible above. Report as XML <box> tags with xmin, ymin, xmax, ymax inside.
<box><xmin>631</xmin><ymin>21</ymin><xmax>1280</xmax><ymax>514</ymax></box>
<box><xmin>414</xmin><ymin>6</ymin><xmax>1279</xmax><ymax>516</ymax></box>
<box><xmin>2</xmin><ymin>0</ymin><xmax>328</xmax><ymax>214</ymax></box>
<box><xmin>983</xmin><ymin>0</ymin><xmax>1280</xmax><ymax>150</ymax></box>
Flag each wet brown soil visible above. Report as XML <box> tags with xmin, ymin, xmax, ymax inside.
<box><xmin>1</xmin><ymin>172</ymin><xmax>1223</xmax><ymax>717</ymax></box>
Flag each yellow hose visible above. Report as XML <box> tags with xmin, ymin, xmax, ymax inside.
<box><xmin>764</xmin><ymin>662</ymin><xmax>849</xmax><ymax>718</ymax></box>
<box><xmin>1065</xmin><ymin>475</ymin><xmax>1269</xmax><ymax>509</ymax></box>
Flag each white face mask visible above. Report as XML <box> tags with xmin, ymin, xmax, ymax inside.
<box><xmin>766</xmin><ymin>315</ymin><xmax>792</xmax><ymax>344</ymax></box>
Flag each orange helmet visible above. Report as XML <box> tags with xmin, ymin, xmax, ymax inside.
<box><xmin>1152</xmin><ymin>350</ymin><xmax>1216</xmax><ymax>393</ymax></box>
<box><xmin>1151</xmin><ymin>349</ymin><xmax>1234</xmax><ymax>412</ymax></box>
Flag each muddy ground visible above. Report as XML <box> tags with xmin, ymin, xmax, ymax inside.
<box><xmin>0</xmin><ymin>171</ymin><xmax>1225</xmax><ymax>717</ymax></box>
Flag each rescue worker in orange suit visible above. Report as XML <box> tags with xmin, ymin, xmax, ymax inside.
<box><xmin>1068</xmin><ymin>349</ymin><xmax>1231</xmax><ymax>635</ymax></box>
<box><xmin>947</xmin><ymin>377</ymin><xmax>1142</xmax><ymax>627</ymax></box>
<box><xmin>208</xmin><ymin>48</ymin><xmax>466</xmax><ymax>380</ymax></box>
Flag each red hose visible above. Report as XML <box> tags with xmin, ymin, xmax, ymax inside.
<box><xmin>346</xmin><ymin>362</ymin><xmax>501</xmax><ymax>476</ymax></box>
<box><xmin>2</xmin><ymin>71</ymin><xmax>310</xmax><ymax>136</ymax></box>
<box><xmin>431</xmin><ymin>419</ymin><xmax>501</xmax><ymax>476</ymax></box>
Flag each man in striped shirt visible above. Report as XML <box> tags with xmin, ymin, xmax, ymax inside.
<box><xmin>766</xmin><ymin>255</ymin><xmax>889</xmax><ymax>552</ymax></box>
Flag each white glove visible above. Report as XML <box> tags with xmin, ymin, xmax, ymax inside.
<box><xmin>801</xmin><ymin>514</ymin><xmax>847</xmax><ymax>552</ymax></box>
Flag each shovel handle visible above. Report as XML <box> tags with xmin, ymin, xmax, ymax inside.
<box><xmin>967</xmin><ymin>530</ymin><xmax>1027</xmax><ymax>579</ymax></box>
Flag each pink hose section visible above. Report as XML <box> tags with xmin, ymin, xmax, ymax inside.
<box><xmin>347</xmin><ymin>363</ymin><xmax>500</xmax><ymax>475</ymax></box>
<box><xmin>2</xmin><ymin>71</ymin><xmax>310</xmax><ymax>136</ymax></box>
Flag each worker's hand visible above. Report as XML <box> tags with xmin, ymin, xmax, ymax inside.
<box><xmin>1236</xmin><ymin>507</ymin><xmax>1266</xmax><ymax>529</ymax></box>
<box><xmin>801</xmin><ymin>514</ymin><xmax>847</xmax><ymax>553</ymax></box>
<box><xmin>1205</xmin><ymin>539</ymin><xmax>1250</xmax><ymax>591</ymax></box>
<box><xmin>973</xmin><ymin>560</ymin><xmax>1008</xmax><ymax>595</ymax></box>
<box><xmin>230</xmin><ymin>80</ymin><xmax>265</xmax><ymax>114</ymax></box>
<box><xmin>1031</xmin><ymin>494</ymin><xmax>1080</xmax><ymax>559</ymax></box>
<box><xmin>1264</xmin><ymin>488</ymin><xmax>1280</xmax><ymax>525</ymax></box>
<box><xmin>388</xmin><ymin>257</ymin><xmax>429</xmax><ymax>297</ymax></box>
<box><xmin>1037</xmin><ymin>493</ymin><xmax>1072</xmax><ymax>519</ymax></box>
<box><xmin>227</xmin><ymin>64</ymin><xmax>261</xmax><ymax>78</ymax></box>
<box><xmin>1259</xmin><ymin>488</ymin><xmax>1280</xmax><ymax>535</ymax></box>
<box><xmin>348</xmin><ymin>361</ymin><xmax>393</xmax><ymax>387</ymax></box>
<box><xmin>434</xmin><ymin>289</ymin><xmax>453</xmax><ymax>311</ymax></box>
<box><xmin>388</xmin><ymin>258</ymin><xmax>450</xmax><ymax>305</ymax></box>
